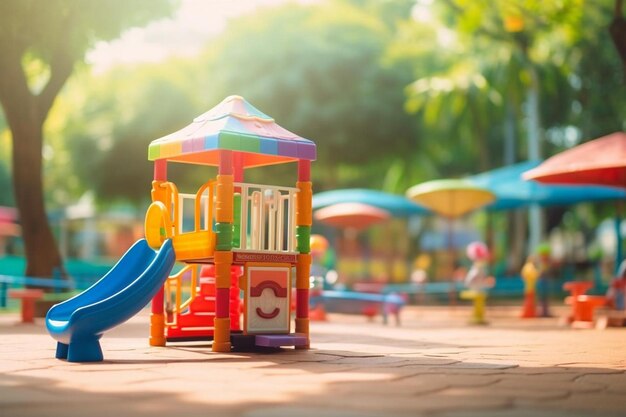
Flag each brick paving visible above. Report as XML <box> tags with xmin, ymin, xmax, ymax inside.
<box><xmin>1</xmin><ymin>305</ymin><xmax>625</xmax><ymax>417</ymax></box>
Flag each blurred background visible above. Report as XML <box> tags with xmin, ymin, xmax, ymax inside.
<box><xmin>0</xmin><ymin>0</ymin><xmax>625</xmax><ymax>293</ymax></box>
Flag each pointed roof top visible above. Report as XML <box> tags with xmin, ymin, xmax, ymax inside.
<box><xmin>193</xmin><ymin>95</ymin><xmax>274</xmax><ymax>122</ymax></box>
<box><xmin>148</xmin><ymin>96</ymin><xmax>316</xmax><ymax>168</ymax></box>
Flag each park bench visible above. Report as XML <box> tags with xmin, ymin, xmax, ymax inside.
<box><xmin>8</xmin><ymin>289</ymin><xmax>44</xmax><ymax>323</ymax></box>
<box><xmin>0</xmin><ymin>274</ymin><xmax>76</xmax><ymax>321</ymax></box>
<box><xmin>562</xmin><ymin>281</ymin><xmax>607</xmax><ymax>328</ymax></box>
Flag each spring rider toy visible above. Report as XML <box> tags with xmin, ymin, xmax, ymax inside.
<box><xmin>461</xmin><ymin>241</ymin><xmax>494</xmax><ymax>324</ymax></box>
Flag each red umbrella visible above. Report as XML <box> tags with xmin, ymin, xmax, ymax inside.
<box><xmin>314</xmin><ymin>203</ymin><xmax>390</xmax><ymax>231</ymax></box>
<box><xmin>523</xmin><ymin>132</ymin><xmax>626</xmax><ymax>188</ymax></box>
<box><xmin>523</xmin><ymin>132</ymin><xmax>626</xmax><ymax>275</ymax></box>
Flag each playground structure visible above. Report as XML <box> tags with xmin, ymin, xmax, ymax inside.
<box><xmin>46</xmin><ymin>96</ymin><xmax>316</xmax><ymax>361</ymax></box>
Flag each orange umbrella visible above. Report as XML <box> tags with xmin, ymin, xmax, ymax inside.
<box><xmin>314</xmin><ymin>203</ymin><xmax>390</xmax><ymax>231</ymax></box>
<box><xmin>523</xmin><ymin>132</ymin><xmax>626</xmax><ymax>188</ymax></box>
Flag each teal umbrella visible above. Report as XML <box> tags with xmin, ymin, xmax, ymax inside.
<box><xmin>313</xmin><ymin>189</ymin><xmax>430</xmax><ymax>217</ymax></box>
<box><xmin>469</xmin><ymin>161</ymin><xmax>626</xmax><ymax>210</ymax></box>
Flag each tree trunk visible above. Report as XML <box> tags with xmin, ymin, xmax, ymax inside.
<box><xmin>610</xmin><ymin>0</ymin><xmax>626</xmax><ymax>80</ymax></box>
<box><xmin>0</xmin><ymin>43</ymin><xmax>73</xmax><ymax>280</ymax></box>
<box><xmin>469</xmin><ymin>101</ymin><xmax>489</xmax><ymax>171</ymax></box>
<box><xmin>9</xmin><ymin>107</ymin><xmax>65</xmax><ymax>279</ymax></box>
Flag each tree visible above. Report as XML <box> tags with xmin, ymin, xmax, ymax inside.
<box><xmin>200</xmin><ymin>2</ymin><xmax>419</xmax><ymax>190</ymax></box>
<box><xmin>62</xmin><ymin>64</ymin><xmax>202</xmax><ymax>206</ymax></box>
<box><xmin>0</xmin><ymin>0</ymin><xmax>175</xmax><ymax>278</ymax></box>
<box><xmin>610</xmin><ymin>0</ymin><xmax>626</xmax><ymax>78</ymax></box>
<box><xmin>573</xmin><ymin>1</ymin><xmax>626</xmax><ymax>138</ymax></box>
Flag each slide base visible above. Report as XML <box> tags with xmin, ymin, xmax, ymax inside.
<box><xmin>58</xmin><ymin>338</ymin><xmax>104</xmax><ymax>362</ymax></box>
<box><xmin>55</xmin><ymin>342</ymin><xmax>69</xmax><ymax>359</ymax></box>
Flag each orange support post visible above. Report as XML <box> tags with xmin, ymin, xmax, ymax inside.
<box><xmin>296</xmin><ymin>181</ymin><xmax>312</xmax><ymax>226</ymax></box>
<box><xmin>294</xmin><ymin>171</ymin><xmax>312</xmax><ymax>349</ymax></box>
<box><xmin>213</xmin><ymin>251</ymin><xmax>233</xmax><ymax>352</ymax></box>
<box><xmin>296</xmin><ymin>253</ymin><xmax>312</xmax><ymax>289</ymax></box>
<box><xmin>150</xmin><ymin>287</ymin><xmax>166</xmax><ymax>346</ymax></box>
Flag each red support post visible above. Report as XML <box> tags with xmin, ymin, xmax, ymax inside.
<box><xmin>298</xmin><ymin>159</ymin><xmax>311</xmax><ymax>182</ymax></box>
<box><xmin>154</xmin><ymin>159</ymin><xmax>167</xmax><ymax>181</ymax></box>
<box><xmin>219</xmin><ymin>150</ymin><xmax>233</xmax><ymax>175</ymax></box>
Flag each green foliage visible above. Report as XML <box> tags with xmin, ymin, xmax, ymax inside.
<box><xmin>0</xmin><ymin>112</ymin><xmax>12</xmax><ymax>207</ymax></box>
<box><xmin>569</xmin><ymin>1</ymin><xmax>626</xmax><ymax>139</ymax></box>
<box><xmin>48</xmin><ymin>0</ymin><xmax>423</xmax><ymax>202</ymax></box>
<box><xmin>0</xmin><ymin>0</ymin><xmax>177</xmax><ymax>276</ymax></box>
<box><xmin>0</xmin><ymin>0</ymin><xmax>177</xmax><ymax>60</ymax></box>
<box><xmin>41</xmin><ymin>0</ymin><xmax>626</xmax><ymax>221</ymax></box>
<box><xmin>404</xmin><ymin>0</ymin><xmax>619</xmax><ymax>178</ymax></box>
<box><xmin>55</xmin><ymin>63</ymin><xmax>202</xmax><ymax>206</ymax></box>
<box><xmin>201</xmin><ymin>2</ymin><xmax>418</xmax><ymax>188</ymax></box>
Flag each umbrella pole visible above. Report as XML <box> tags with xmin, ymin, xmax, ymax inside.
<box><xmin>486</xmin><ymin>211</ymin><xmax>494</xmax><ymax>269</ymax></box>
<box><xmin>616</xmin><ymin>200</ymin><xmax>623</xmax><ymax>275</ymax></box>
<box><xmin>448</xmin><ymin>219</ymin><xmax>457</xmax><ymax>307</ymax></box>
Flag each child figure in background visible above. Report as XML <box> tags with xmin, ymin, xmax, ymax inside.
<box><xmin>535</xmin><ymin>244</ymin><xmax>553</xmax><ymax>317</ymax></box>
<box><xmin>411</xmin><ymin>254</ymin><xmax>431</xmax><ymax>304</ymax></box>
<box><xmin>607</xmin><ymin>259</ymin><xmax>626</xmax><ymax>311</ymax></box>
<box><xmin>310</xmin><ymin>234</ymin><xmax>330</xmax><ymax>289</ymax></box>
<box><xmin>462</xmin><ymin>241</ymin><xmax>495</xmax><ymax>324</ymax></box>
<box><xmin>520</xmin><ymin>255</ymin><xmax>540</xmax><ymax>318</ymax></box>
<box><xmin>309</xmin><ymin>234</ymin><xmax>330</xmax><ymax>321</ymax></box>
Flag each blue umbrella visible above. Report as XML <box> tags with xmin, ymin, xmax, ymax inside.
<box><xmin>313</xmin><ymin>188</ymin><xmax>430</xmax><ymax>217</ymax></box>
<box><xmin>468</xmin><ymin>161</ymin><xmax>626</xmax><ymax>210</ymax></box>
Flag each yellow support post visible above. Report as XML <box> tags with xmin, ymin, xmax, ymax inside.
<box><xmin>216</xmin><ymin>175</ymin><xmax>234</xmax><ymax>223</ymax></box>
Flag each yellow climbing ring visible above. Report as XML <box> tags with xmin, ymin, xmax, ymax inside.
<box><xmin>145</xmin><ymin>201</ymin><xmax>173</xmax><ymax>249</ymax></box>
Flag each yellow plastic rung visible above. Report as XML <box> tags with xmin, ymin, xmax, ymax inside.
<box><xmin>216</xmin><ymin>175</ymin><xmax>234</xmax><ymax>223</ymax></box>
<box><xmin>172</xmin><ymin>231</ymin><xmax>215</xmax><ymax>261</ymax></box>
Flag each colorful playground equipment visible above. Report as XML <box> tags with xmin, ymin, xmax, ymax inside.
<box><xmin>561</xmin><ymin>263</ymin><xmax>626</xmax><ymax>329</ymax></box>
<box><xmin>46</xmin><ymin>96</ymin><xmax>316</xmax><ymax>361</ymax></box>
<box><xmin>311</xmin><ymin>203</ymin><xmax>406</xmax><ymax>324</ymax></box>
<box><xmin>460</xmin><ymin>241</ymin><xmax>494</xmax><ymax>325</ymax></box>
<box><xmin>520</xmin><ymin>256</ymin><xmax>540</xmax><ymax>318</ymax></box>
<box><xmin>562</xmin><ymin>280</ymin><xmax>607</xmax><ymax>328</ymax></box>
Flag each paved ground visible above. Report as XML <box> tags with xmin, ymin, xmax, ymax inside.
<box><xmin>1</xmin><ymin>305</ymin><xmax>625</xmax><ymax>417</ymax></box>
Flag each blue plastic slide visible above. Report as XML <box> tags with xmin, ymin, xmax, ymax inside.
<box><xmin>46</xmin><ymin>239</ymin><xmax>175</xmax><ymax>362</ymax></box>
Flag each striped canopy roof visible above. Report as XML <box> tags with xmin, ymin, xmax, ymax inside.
<box><xmin>148</xmin><ymin>95</ymin><xmax>316</xmax><ymax>168</ymax></box>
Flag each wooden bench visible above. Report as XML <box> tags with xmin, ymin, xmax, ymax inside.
<box><xmin>8</xmin><ymin>289</ymin><xmax>44</xmax><ymax>323</ymax></box>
